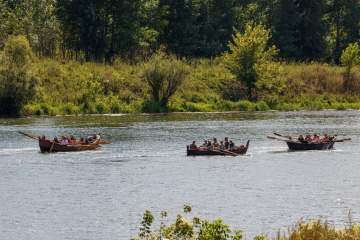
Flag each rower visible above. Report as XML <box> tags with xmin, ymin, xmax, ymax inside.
<box><xmin>220</xmin><ymin>141</ymin><xmax>225</xmax><ymax>151</ymax></box>
<box><xmin>224</xmin><ymin>137</ymin><xmax>229</xmax><ymax>149</ymax></box>
<box><xmin>298</xmin><ymin>135</ymin><xmax>305</xmax><ymax>143</ymax></box>
<box><xmin>213</xmin><ymin>138</ymin><xmax>219</xmax><ymax>148</ymax></box>
<box><xmin>229</xmin><ymin>140</ymin><xmax>235</xmax><ymax>150</ymax></box>
<box><xmin>189</xmin><ymin>141</ymin><xmax>197</xmax><ymax>150</ymax></box>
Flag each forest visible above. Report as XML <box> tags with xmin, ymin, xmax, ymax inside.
<box><xmin>1</xmin><ymin>0</ymin><xmax>360</xmax><ymax>116</ymax></box>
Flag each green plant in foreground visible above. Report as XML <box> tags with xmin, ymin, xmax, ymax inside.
<box><xmin>133</xmin><ymin>207</ymin><xmax>360</xmax><ymax>240</ymax></box>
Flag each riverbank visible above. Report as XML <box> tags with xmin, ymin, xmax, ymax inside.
<box><xmin>14</xmin><ymin>58</ymin><xmax>360</xmax><ymax>116</ymax></box>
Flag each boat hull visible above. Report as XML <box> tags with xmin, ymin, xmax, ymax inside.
<box><xmin>187</xmin><ymin>140</ymin><xmax>249</xmax><ymax>156</ymax></box>
<box><xmin>286</xmin><ymin>141</ymin><xmax>335</xmax><ymax>151</ymax></box>
<box><xmin>39</xmin><ymin>140</ymin><xmax>101</xmax><ymax>153</ymax></box>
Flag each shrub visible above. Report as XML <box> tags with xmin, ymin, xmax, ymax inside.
<box><xmin>341</xmin><ymin>43</ymin><xmax>360</xmax><ymax>92</ymax></box>
<box><xmin>0</xmin><ymin>35</ymin><xmax>37</xmax><ymax>116</ymax></box>
<box><xmin>142</xmin><ymin>50</ymin><xmax>189</xmax><ymax>110</ymax></box>
<box><xmin>256</xmin><ymin>101</ymin><xmax>270</xmax><ymax>111</ymax></box>
<box><xmin>235</xmin><ymin>100</ymin><xmax>256</xmax><ymax>111</ymax></box>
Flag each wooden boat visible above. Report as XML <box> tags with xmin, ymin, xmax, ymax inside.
<box><xmin>285</xmin><ymin>141</ymin><xmax>335</xmax><ymax>151</ymax></box>
<box><xmin>39</xmin><ymin>139</ymin><xmax>101</xmax><ymax>153</ymax></box>
<box><xmin>19</xmin><ymin>131</ymin><xmax>105</xmax><ymax>153</ymax></box>
<box><xmin>187</xmin><ymin>140</ymin><xmax>250</xmax><ymax>156</ymax></box>
<box><xmin>268</xmin><ymin>133</ymin><xmax>350</xmax><ymax>151</ymax></box>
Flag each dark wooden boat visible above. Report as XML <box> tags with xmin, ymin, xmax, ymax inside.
<box><xmin>39</xmin><ymin>139</ymin><xmax>101</xmax><ymax>153</ymax></box>
<box><xmin>268</xmin><ymin>133</ymin><xmax>350</xmax><ymax>151</ymax></box>
<box><xmin>286</xmin><ymin>140</ymin><xmax>335</xmax><ymax>151</ymax></box>
<box><xmin>187</xmin><ymin>140</ymin><xmax>250</xmax><ymax>156</ymax></box>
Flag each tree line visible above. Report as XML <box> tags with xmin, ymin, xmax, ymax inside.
<box><xmin>1</xmin><ymin>0</ymin><xmax>360</xmax><ymax>63</ymax></box>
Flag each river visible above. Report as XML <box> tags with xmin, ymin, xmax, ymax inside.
<box><xmin>0</xmin><ymin>111</ymin><xmax>359</xmax><ymax>240</ymax></box>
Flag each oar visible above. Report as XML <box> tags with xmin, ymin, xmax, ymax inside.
<box><xmin>267</xmin><ymin>136</ymin><xmax>288</xmax><ymax>141</ymax></box>
<box><xmin>18</xmin><ymin>131</ymin><xmax>39</xmax><ymax>140</ymax></box>
<box><xmin>98</xmin><ymin>140</ymin><xmax>112</xmax><ymax>145</ymax></box>
<box><xmin>273</xmin><ymin>133</ymin><xmax>292</xmax><ymax>139</ymax></box>
<box><xmin>220</xmin><ymin>149</ymin><xmax>239</xmax><ymax>157</ymax></box>
<box><xmin>333</xmin><ymin>138</ymin><xmax>352</xmax><ymax>142</ymax></box>
<box><xmin>211</xmin><ymin>149</ymin><xmax>238</xmax><ymax>157</ymax></box>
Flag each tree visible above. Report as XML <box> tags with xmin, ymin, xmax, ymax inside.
<box><xmin>159</xmin><ymin>0</ymin><xmax>200</xmax><ymax>57</ymax></box>
<box><xmin>142</xmin><ymin>50</ymin><xmax>188</xmax><ymax>110</ymax></box>
<box><xmin>341</xmin><ymin>43</ymin><xmax>360</xmax><ymax>91</ymax></box>
<box><xmin>326</xmin><ymin>0</ymin><xmax>360</xmax><ymax>64</ymax></box>
<box><xmin>272</xmin><ymin>0</ymin><xmax>300</xmax><ymax>59</ymax></box>
<box><xmin>223</xmin><ymin>25</ymin><xmax>283</xmax><ymax>100</ymax></box>
<box><xmin>57</xmin><ymin>0</ymin><xmax>164</xmax><ymax>62</ymax></box>
<box><xmin>0</xmin><ymin>0</ymin><xmax>60</xmax><ymax>57</ymax></box>
<box><xmin>295</xmin><ymin>0</ymin><xmax>326</xmax><ymax>61</ymax></box>
<box><xmin>196</xmin><ymin>0</ymin><xmax>235</xmax><ymax>57</ymax></box>
<box><xmin>0</xmin><ymin>36</ymin><xmax>37</xmax><ymax>116</ymax></box>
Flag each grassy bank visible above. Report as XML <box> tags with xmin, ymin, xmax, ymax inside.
<box><xmin>18</xmin><ymin>58</ymin><xmax>360</xmax><ymax>116</ymax></box>
<box><xmin>133</xmin><ymin>207</ymin><xmax>360</xmax><ymax>240</ymax></box>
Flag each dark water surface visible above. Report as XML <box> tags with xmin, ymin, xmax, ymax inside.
<box><xmin>1</xmin><ymin>111</ymin><xmax>360</xmax><ymax>240</ymax></box>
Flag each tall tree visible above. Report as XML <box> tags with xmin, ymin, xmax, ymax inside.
<box><xmin>272</xmin><ymin>0</ymin><xmax>300</xmax><ymax>59</ymax></box>
<box><xmin>295</xmin><ymin>0</ymin><xmax>326</xmax><ymax>61</ymax></box>
<box><xmin>0</xmin><ymin>0</ymin><xmax>59</xmax><ymax>57</ymax></box>
<box><xmin>196</xmin><ymin>0</ymin><xmax>235</xmax><ymax>57</ymax></box>
<box><xmin>327</xmin><ymin>0</ymin><xmax>360</xmax><ymax>64</ymax></box>
<box><xmin>159</xmin><ymin>0</ymin><xmax>199</xmax><ymax>56</ymax></box>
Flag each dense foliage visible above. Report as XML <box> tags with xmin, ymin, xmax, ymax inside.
<box><xmin>2</xmin><ymin>0</ymin><xmax>360</xmax><ymax>115</ymax></box>
<box><xmin>0</xmin><ymin>36</ymin><xmax>37</xmax><ymax>116</ymax></box>
<box><xmin>1</xmin><ymin>0</ymin><xmax>360</xmax><ymax>62</ymax></box>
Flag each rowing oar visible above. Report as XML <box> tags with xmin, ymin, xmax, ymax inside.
<box><xmin>267</xmin><ymin>136</ymin><xmax>289</xmax><ymax>142</ymax></box>
<box><xmin>98</xmin><ymin>140</ymin><xmax>112</xmax><ymax>145</ymax></box>
<box><xmin>18</xmin><ymin>131</ymin><xmax>39</xmax><ymax>140</ymax></box>
<box><xmin>273</xmin><ymin>133</ymin><xmax>292</xmax><ymax>139</ymax></box>
<box><xmin>211</xmin><ymin>149</ymin><xmax>238</xmax><ymax>157</ymax></box>
<box><xmin>334</xmin><ymin>138</ymin><xmax>352</xmax><ymax>142</ymax></box>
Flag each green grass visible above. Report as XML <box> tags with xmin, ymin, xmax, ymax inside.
<box><xmin>14</xmin><ymin>59</ymin><xmax>360</xmax><ymax>116</ymax></box>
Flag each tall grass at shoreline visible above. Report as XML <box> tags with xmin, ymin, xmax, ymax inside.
<box><xmin>16</xmin><ymin>58</ymin><xmax>360</xmax><ymax>116</ymax></box>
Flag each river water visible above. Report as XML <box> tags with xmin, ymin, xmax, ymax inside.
<box><xmin>0</xmin><ymin>111</ymin><xmax>360</xmax><ymax>240</ymax></box>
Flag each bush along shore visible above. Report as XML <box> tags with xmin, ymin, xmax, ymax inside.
<box><xmin>2</xmin><ymin>34</ymin><xmax>360</xmax><ymax>116</ymax></box>
<box><xmin>132</xmin><ymin>206</ymin><xmax>360</xmax><ymax>240</ymax></box>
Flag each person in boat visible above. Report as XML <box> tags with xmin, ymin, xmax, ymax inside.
<box><xmin>69</xmin><ymin>135</ymin><xmax>77</xmax><ymax>145</ymax></box>
<box><xmin>213</xmin><ymin>138</ymin><xmax>219</xmax><ymax>148</ymax></box>
<box><xmin>220</xmin><ymin>141</ymin><xmax>225</xmax><ymax>151</ymax></box>
<box><xmin>321</xmin><ymin>134</ymin><xmax>329</xmax><ymax>143</ymax></box>
<box><xmin>312</xmin><ymin>134</ymin><xmax>320</xmax><ymax>143</ymax></box>
<box><xmin>60</xmin><ymin>136</ymin><xmax>69</xmax><ymax>145</ymax></box>
<box><xmin>54</xmin><ymin>137</ymin><xmax>60</xmax><ymax>143</ymax></box>
<box><xmin>224</xmin><ymin>137</ymin><xmax>229</xmax><ymax>149</ymax></box>
<box><xmin>229</xmin><ymin>140</ymin><xmax>235</xmax><ymax>150</ymax></box>
<box><xmin>79</xmin><ymin>137</ymin><xmax>85</xmax><ymax>144</ymax></box>
<box><xmin>207</xmin><ymin>141</ymin><xmax>213</xmax><ymax>150</ymax></box>
<box><xmin>305</xmin><ymin>135</ymin><xmax>312</xmax><ymax>143</ymax></box>
<box><xmin>298</xmin><ymin>135</ymin><xmax>305</xmax><ymax>143</ymax></box>
<box><xmin>189</xmin><ymin>141</ymin><xmax>198</xmax><ymax>150</ymax></box>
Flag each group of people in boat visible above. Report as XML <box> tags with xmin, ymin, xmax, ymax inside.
<box><xmin>40</xmin><ymin>134</ymin><xmax>100</xmax><ymax>145</ymax></box>
<box><xmin>296</xmin><ymin>134</ymin><xmax>336</xmax><ymax>144</ymax></box>
<box><xmin>189</xmin><ymin>137</ymin><xmax>245</xmax><ymax>152</ymax></box>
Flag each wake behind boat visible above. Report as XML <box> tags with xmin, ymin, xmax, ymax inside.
<box><xmin>267</xmin><ymin>133</ymin><xmax>351</xmax><ymax>151</ymax></box>
<box><xmin>19</xmin><ymin>131</ymin><xmax>110</xmax><ymax>153</ymax></box>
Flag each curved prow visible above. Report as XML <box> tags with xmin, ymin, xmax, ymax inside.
<box><xmin>242</xmin><ymin>140</ymin><xmax>250</xmax><ymax>155</ymax></box>
<box><xmin>245</xmin><ymin>140</ymin><xmax>250</xmax><ymax>149</ymax></box>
